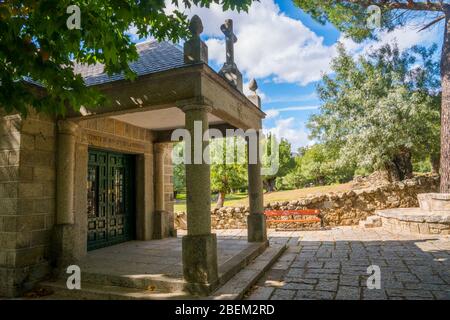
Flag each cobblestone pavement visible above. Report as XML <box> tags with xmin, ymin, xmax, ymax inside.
<box><xmin>239</xmin><ymin>226</ymin><xmax>450</xmax><ymax>300</ymax></box>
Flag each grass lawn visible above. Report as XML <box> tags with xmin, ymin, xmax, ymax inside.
<box><xmin>173</xmin><ymin>182</ymin><xmax>354</xmax><ymax>212</ymax></box>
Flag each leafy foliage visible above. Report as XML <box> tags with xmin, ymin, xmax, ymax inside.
<box><xmin>294</xmin><ymin>1</ymin><xmax>446</xmax><ymax>43</ymax></box>
<box><xmin>172</xmin><ymin>143</ymin><xmax>186</xmax><ymax>197</ymax></box>
<box><xmin>210</xmin><ymin>137</ymin><xmax>247</xmax><ymax>196</ymax></box>
<box><xmin>276</xmin><ymin>143</ymin><xmax>355</xmax><ymax>190</ymax></box>
<box><xmin>308</xmin><ymin>43</ymin><xmax>441</xmax><ymax>180</ymax></box>
<box><xmin>262</xmin><ymin>135</ymin><xmax>295</xmax><ymax>191</ymax></box>
<box><xmin>0</xmin><ymin>0</ymin><xmax>254</xmax><ymax>116</ymax></box>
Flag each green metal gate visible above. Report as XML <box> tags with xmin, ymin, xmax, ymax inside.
<box><xmin>87</xmin><ymin>149</ymin><xmax>135</xmax><ymax>251</ymax></box>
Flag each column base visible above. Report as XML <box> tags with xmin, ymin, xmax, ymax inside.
<box><xmin>182</xmin><ymin>233</ymin><xmax>219</xmax><ymax>294</ymax></box>
<box><xmin>153</xmin><ymin>211</ymin><xmax>176</xmax><ymax>239</ymax></box>
<box><xmin>247</xmin><ymin>214</ymin><xmax>267</xmax><ymax>242</ymax></box>
<box><xmin>51</xmin><ymin>224</ymin><xmax>77</xmax><ymax>270</ymax></box>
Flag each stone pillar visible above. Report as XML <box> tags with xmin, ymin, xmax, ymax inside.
<box><xmin>178</xmin><ymin>100</ymin><xmax>218</xmax><ymax>292</ymax></box>
<box><xmin>247</xmin><ymin>130</ymin><xmax>267</xmax><ymax>243</ymax></box>
<box><xmin>155</xmin><ymin>143</ymin><xmax>166</xmax><ymax>212</ymax></box>
<box><xmin>53</xmin><ymin>120</ymin><xmax>78</xmax><ymax>268</ymax></box>
<box><xmin>136</xmin><ymin>152</ymin><xmax>154</xmax><ymax>241</ymax></box>
<box><xmin>153</xmin><ymin>143</ymin><xmax>170</xmax><ymax>239</ymax></box>
<box><xmin>56</xmin><ymin>121</ymin><xmax>78</xmax><ymax>224</ymax></box>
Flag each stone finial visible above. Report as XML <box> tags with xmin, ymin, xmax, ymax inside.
<box><xmin>247</xmin><ymin>79</ymin><xmax>261</xmax><ymax>108</ymax></box>
<box><xmin>218</xmin><ymin>19</ymin><xmax>243</xmax><ymax>93</ymax></box>
<box><xmin>248</xmin><ymin>78</ymin><xmax>258</xmax><ymax>93</ymax></box>
<box><xmin>189</xmin><ymin>15</ymin><xmax>203</xmax><ymax>36</ymax></box>
<box><xmin>184</xmin><ymin>15</ymin><xmax>208</xmax><ymax>64</ymax></box>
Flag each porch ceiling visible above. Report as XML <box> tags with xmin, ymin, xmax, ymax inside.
<box><xmin>67</xmin><ymin>64</ymin><xmax>265</xmax><ymax>130</ymax></box>
<box><xmin>111</xmin><ymin>107</ymin><xmax>224</xmax><ymax>131</ymax></box>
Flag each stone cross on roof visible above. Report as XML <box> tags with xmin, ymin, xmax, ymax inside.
<box><xmin>218</xmin><ymin>19</ymin><xmax>243</xmax><ymax>93</ymax></box>
<box><xmin>221</xmin><ymin>19</ymin><xmax>237</xmax><ymax>67</ymax></box>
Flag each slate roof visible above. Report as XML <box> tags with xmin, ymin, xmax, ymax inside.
<box><xmin>73</xmin><ymin>40</ymin><xmax>188</xmax><ymax>86</ymax></box>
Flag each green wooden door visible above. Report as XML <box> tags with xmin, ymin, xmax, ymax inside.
<box><xmin>87</xmin><ymin>149</ymin><xmax>135</xmax><ymax>251</ymax></box>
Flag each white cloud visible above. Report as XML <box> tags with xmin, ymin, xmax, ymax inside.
<box><xmin>339</xmin><ymin>23</ymin><xmax>441</xmax><ymax>58</ymax></box>
<box><xmin>165</xmin><ymin>0</ymin><xmax>441</xmax><ymax>88</ymax></box>
<box><xmin>264</xmin><ymin>105</ymin><xmax>319</xmax><ymax>119</ymax></box>
<box><xmin>159</xmin><ymin>0</ymin><xmax>442</xmax><ymax>90</ymax></box>
<box><xmin>162</xmin><ymin>1</ymin><xmax>442</xmax><ymax>147</ymax></box>
<box><xmin>264</xmin><ymin>117</ymin><xmax>312</xmax><ymax>150</ymax></box>
<box><xmin>167</xmin><ymin>0</ymin><xmax>336</xmax><ymax>86</ymax></box>
<box><xmin>265</xmin><ymin>109</ymin><xmax>280</xmax><ymax>119</ymax></box>
<box><xmin>264</xmin><ymin>92</ymin><xmax>318</xmax><ymax>104</ymax></box>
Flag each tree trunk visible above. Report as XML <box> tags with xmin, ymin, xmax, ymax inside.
<box><xmin>394</xmin><ymin>149</ymin><xmax>413</xmax><ymax>180</ymax></box>
<box><xmin>385</xmin><ymin>161</ymin><xmax>401</xmax><ymax>182</ymax></box>
<box><xmin>317</xmin><ymin>176</ymin><xmax>326</xmax><ymax>186</ymax></box>
<box><xmin>264</xmin><ymin>178</ymin><xmax>276</xmax><ymax>192</ymax></box>
<box><xmin>173</xmin><ymin>190</ymin><xmax>178</xmax><ymax>200</ymax></box>
<box><xmin>440</xmin><ymin>10</ymin><xmax>450</xmax><ymax>192</ymax></box>
<box><xmin>216</xmin><ymin>191</ymin><xmax>226</xmax><ymax>208</ymax></box>
<box><xmin>385</xmin><ymin>149</ymin><xmax>413</xmax><ymax>182</ymax></box>
<box><xmin>431</xmin><ymin>153</ymin><xmax>441</xmax><ymax>175</ymax></box>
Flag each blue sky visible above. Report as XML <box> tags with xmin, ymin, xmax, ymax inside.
<box><xmin>160</xmin><ymin>0</ymin><xmax>444</xmax><ymax>151</ymax></box>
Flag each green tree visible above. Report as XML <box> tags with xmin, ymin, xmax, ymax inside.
<box><xmin>277</xmin><ymin>143</ymin><xmax>355</xmax><ymax>189</ymax></box>
<box><xmin>172</xmin><ymin>143</ymin><xmax>185</xmax><ymax>199</ymax></box>
<box><xmin>262</xmin><ymin>135</ymin><xmax>295</xmax><ymax>192</ymax></box>
<box><xmin>293</xmin><ymin>0</ymin><xmax>450</xmax><ymax>192</ymax></box>
<box><xmin>308</xmin><ymin>43</ymin><xmax>441</xmax><ymax>181</ymax></box>
<box><xmin>0</xmin><ymin>0</ymin><xmax>253</xmax><ymax>116</ymax></box>
<box><xmin>210</xmin><ymin>137</ymin><xmax>247</xmax><ymax>208</ymax></box>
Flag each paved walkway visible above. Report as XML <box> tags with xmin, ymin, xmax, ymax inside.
<box><xmin>235</xmin><ymin>227</ymin><xmax>450</xmax><ymax>300</ymax></box>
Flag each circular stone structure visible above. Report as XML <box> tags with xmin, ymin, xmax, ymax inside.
<box><xmin>417</xmin><ymin>193</ymin><xmax>450</xmax><ymax>211</ymax></box>
<box><xmin>376</xmin><ymin>208</ymin><xmax>450</xmax><ymax>235</ymax></box>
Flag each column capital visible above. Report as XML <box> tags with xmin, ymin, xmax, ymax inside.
<box><xmin>176</xmin><ymin>97</ymin><xmax>213</xmax><ymax>113</ymax></box>
<box><xmin>154</xmin><ymin>142</ymin><xmax>168</xmax><ymax>154</ymax></box>
<box><xmin>57</xmin><ymin>120</ymin><xmax>79</xmax><ymax>135</ymax></box>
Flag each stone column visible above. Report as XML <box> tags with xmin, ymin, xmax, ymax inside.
<box><xmin>153</xmin><ymin>143</ymin><xmax>170</xmax><ymax>239</ymax></box>
<box><xmin>154</xmin><ymin>143</ymin><xmax>166</xmax><ymax>212</ymax></box>
<box><xmin>136</xmin><ymin>152</ymin><xmax>154</xmax><ymax>241</ymax></box>
<box><xmin>53</xmin><ymin>120</ymin><xmax>78</xmax><ymax>267</ymax></box>
<box><xmin>247</xmin><ymin>130</ymin><xmax>267</xmax><ymax>243</ymax></box>
<box><xmin>178</xmin><ymin>100</ymin><xmax>218</xmax><ymax>292</ymax></box>
<box><xmin>56</xmin><ymin>121</ymin><xmax>78</xmax><ymax>224</ymax></box>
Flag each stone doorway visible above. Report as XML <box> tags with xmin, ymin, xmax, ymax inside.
<box><xmin>87</xmin><ymin>149</ymin><xmax>136</xmax><ymax>251</ymax></box>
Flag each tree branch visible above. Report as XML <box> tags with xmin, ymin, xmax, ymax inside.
<box><xmin>418</xmin><ymin>14</ymin><xmax>446</xmax><ymax>31</ymax></box>
<box><xmin>336</xmin><ymin>0</ymin><xmax>445</xmax><ymax>12</ymax></box>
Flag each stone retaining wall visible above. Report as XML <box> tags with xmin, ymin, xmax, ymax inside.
<box><xmin>174</xmin><ymin>175</ymin><xmax>440</xmax><ymax>230</ymax></box>
<box><xmin>380</xmin><ymin>216</ymin><xmax>450</xmax><ymax>235</ymax></box>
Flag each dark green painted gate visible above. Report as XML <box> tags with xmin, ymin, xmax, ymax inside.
<box><xmin>87</xmin><ymin>149</ymin><xmax>135</xmax><ymax>251</ymax></box>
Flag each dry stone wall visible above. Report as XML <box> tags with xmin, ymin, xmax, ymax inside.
<box><xmin>175</xmin><ymin>175</ymin><xmax>439</xmax><ymax>230</ymax></box>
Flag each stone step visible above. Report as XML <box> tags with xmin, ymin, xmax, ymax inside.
<box><xmin>38</xmin><ymin>280</ymin><xmax>193</xmax><ymax>300</ymax></box>
<box><xmin>37</xmin><ymin>241</ymin><xmax>271</xmax><ymax>300</ymax></box>
<box><xmin>72</xmin><ymin>271</ymin><xmax>187</xmax><ymax>293</ymax></box>
<box><xmin>210</xmin><ymin>244</ymin><xmax>287</xmax><ymax>300</ymax></box>
<box><xmin>38</xmin><ymin>243</ymin><xmax>283</xmax><ymax>300</ymax></box>
<box><xmin>359</xmin><ymin>221</ymin><xmax>374</xmax><ymax>228</ymax></box>
<box><xmin>50</xmin><ymin>242</ymin><xmax>268</xmax><ymax>294</ymax></box>
<box><xmin>359</xmin><ymin>215</ymin><xmax>382</xmax><ymax>228</ymax></box>
<box><xmin>366</xmin><ymin>215</ymin><xmax>382</xmax><ymax>225</ymax></box>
